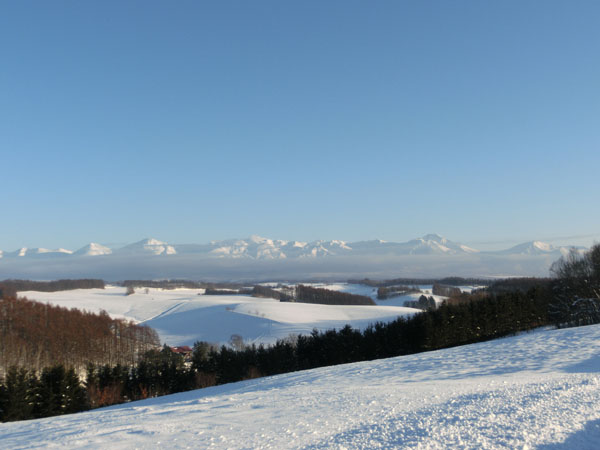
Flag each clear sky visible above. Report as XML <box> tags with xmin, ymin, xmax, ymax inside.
<box><xmin>1</xmin><ymin>1</ymin><xmax>599</xmax><ymax>251</ymax></box>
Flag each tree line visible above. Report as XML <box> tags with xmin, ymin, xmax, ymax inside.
<box><xmin>0</xmin><ymin>279</ymin><xmax>105</xmax><ymax>298</ymax></box>
<box><xmin>250</xmin><ymin>285</ymin><xmax>294</xmax><ymax>301</ymax></box>
<box><xmin>123</xmin><ymin>280</ymin><xmax>247</xmax><ymax>290</ymax></box>
<box><xmin>377</xmin><ymin>285</ymin><xmax>421</xmax><ymax>300</ymax></box>
<box><xmin>349</xmin><ymin>277</ymin><xmax>493</xmax><ymax>288</ymax></box>
<box><xmin>483</xmin><ymin>277</ymin><xmax>552</xmax><ymax>295</ymax></box>
<box><xmin>292</xmin><ymin>285</ymin><xmax>376</xmax><ymax>306</ymax></box>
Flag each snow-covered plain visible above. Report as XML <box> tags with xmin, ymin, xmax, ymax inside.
<box><xmin>2</xmin><ymin>324</ymin><xmax>599</xmax><ymax>449</ymax></box>
<box><xmin>19</xmin><ymin>286</ymin><xmax>420</xmax><ymax>346</ymax></box>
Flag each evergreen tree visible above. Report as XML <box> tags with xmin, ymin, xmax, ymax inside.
<box><xmin>36</xmin><ymin>365</ymin><xmax>67</xmax><ymax>418</ymax></box>
<box><xmin>1</xmin><ymin>367</ymin><xmax>35</xmax><ymax>421</ymax></box>
<box><xmin>63</xmin><ymin>368</ymin><xmax>88</xmax><ymax>414</ymax></box>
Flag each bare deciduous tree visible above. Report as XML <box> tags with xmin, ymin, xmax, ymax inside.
<box><xmin>550</xmin><ymin>244</ymin><xmax>600</xmax><ymax>327</ymax></box>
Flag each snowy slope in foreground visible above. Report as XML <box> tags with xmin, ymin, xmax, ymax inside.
<box><xmin>3</xmin><ymin>325</ymin><xmax>600</xmax><ymax>449</ymax></box>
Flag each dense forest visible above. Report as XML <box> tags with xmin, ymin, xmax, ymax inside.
<box><xmin>0</xmin><ymin>296</ymin><xmax>159</xmax><ymax>374</ymax></box>
<box><xmin>0</xmin><ymin>347</ymin><xmax>195</xmax><ymax>422</ymax></box>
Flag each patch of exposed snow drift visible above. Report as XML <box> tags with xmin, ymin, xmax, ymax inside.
<box><xmin>2</xmin><ymin>324</ymin><xmax>599</xmax><ymax>449</ymax></box>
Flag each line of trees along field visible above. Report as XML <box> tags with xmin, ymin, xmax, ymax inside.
<box><xmin>0</xmin><ymin>279</ymin><xmax>105</xmax><ymax>298</ymax></box>
<box><xmin>293</xmin><ymin>285</ymin><xmax>375</xmax><ymax>305</ymax></box>
<box><xmin>348</xmin><ymin>277</ymin><xmax>493</xmax><ymax>287</ymax></box>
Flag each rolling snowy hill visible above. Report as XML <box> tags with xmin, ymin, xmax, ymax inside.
<box><xmin>18</xmin><ymin>285</ymin><xmax>421</xmax><ymax>346</ymax></box>
<box><xmin>2</xmin><ymin>323</ymin><xmax>599</xmax><ymax>449</ymax></box>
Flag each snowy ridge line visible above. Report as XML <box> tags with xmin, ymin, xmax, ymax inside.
<box><xmin>141</xmin><ymin>300</ymin><xmax>189</xmax><ymax>322</ymax></box>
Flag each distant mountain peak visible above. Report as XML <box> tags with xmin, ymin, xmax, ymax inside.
<box><xmin>142</xmin><ymin>238</ymin><xmax>168</xmax><ymax>246</ymax></box>
<box><xmin>248</xmin><ymin>235</ymin><xmax>269</xmax><ymax>244</ymax></box>
<box><xmin>532</xmin><ymin>241</ymin><xmax>553</xmax><ymax>252</ymax></box>
<box><xmin>397</xmin><ymin>234</ymin><xmax>476</xmax><ymax>255</ymax></box>
<box><xmin>500</xmin><ymin>241</ymin><xmax>557</xmax><ymax>255</ymax></box>
<box><xmin>120</xmin><ymin>238</ymin><xmax>176</xmax><ymax>255</ymax></box>
<box><xmin>421</xmin><ymin>233</ymin><xmax>447</xmax><ymax>243</ymax></box>
<box><xmin>74</xmin><ymin>243</ymin><xmax>113</xmax><ymax>256</ymax></box>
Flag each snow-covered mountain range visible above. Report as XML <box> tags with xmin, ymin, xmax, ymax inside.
<box><xmin>0</xmin><ymin>234</ymin><xmax>582</xmax><ymax>260</ymax></box>
<box><xmin>0</xmin><ymin>234</ymin><xmax>587</xmax><ymax>280</ymax></box>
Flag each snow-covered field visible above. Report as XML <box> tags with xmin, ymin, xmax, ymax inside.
<box><xmin>2</xmin><ymin>324</ymin><xmax>599</xmax><ymax>449</ymax></box>
<box><xmin>19</xmin><ymin>285</ymin><xmax>420</xmax><ymax>346</ymax></box>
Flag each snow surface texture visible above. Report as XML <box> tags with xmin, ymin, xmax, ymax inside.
<box><xmin>18</xmin><ymin>285</ymin><xmax>421</xmax><ymax>346</ymax></box>
<box><xmin>2</xmin><ymin>324</ymin><xmax>599</xmax><ymax>449</ymax></box>
<box><xmin>0</xmin><ymin>234</ymin><xmax>585</xmax><ymax>279</ymax></box>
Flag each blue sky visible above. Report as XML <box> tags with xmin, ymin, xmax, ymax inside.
<box><xmin>1</xmin><ymin>1</ymin><xmax>599</xmax><ymax>251</ymax></box>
